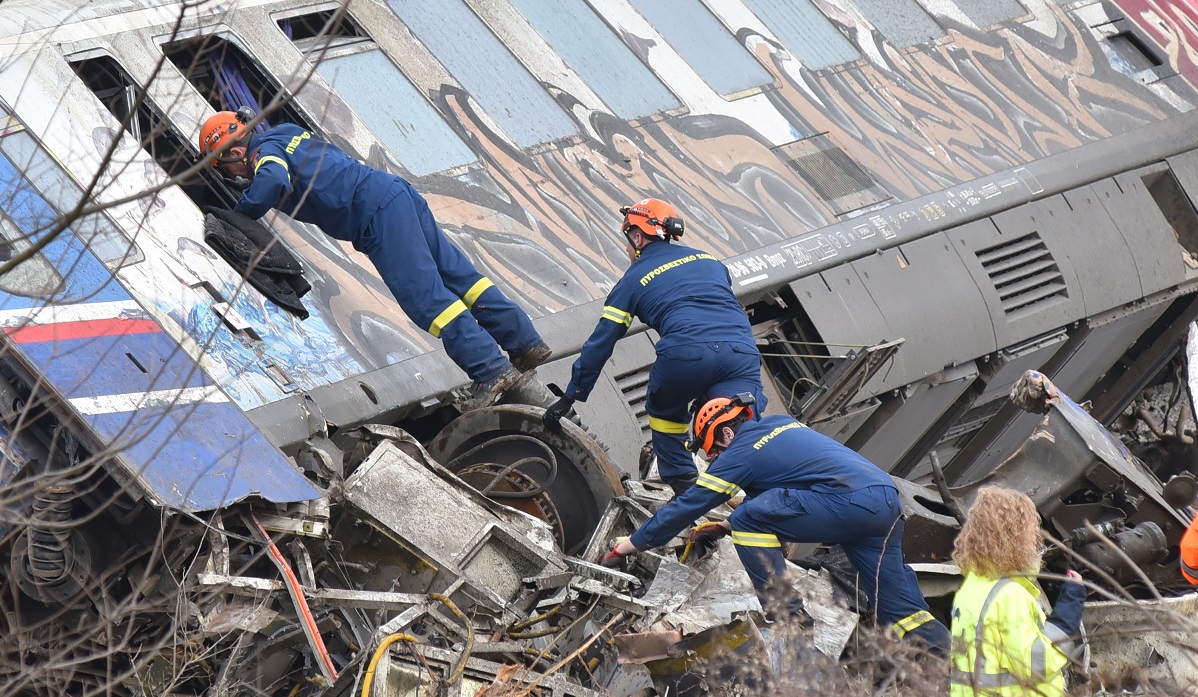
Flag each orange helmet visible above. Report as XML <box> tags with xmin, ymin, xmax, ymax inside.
<box><xmin>688</xmin><ymin>393</ymin><xmax>755</xmax><ymax>456</ymax></box>
<box><xmin>620</xmin><ymin>197</ymin><xmax>685</xmax><ymax>242</ymax></box>
<box><xmin>198</xmin><ymin>109</ymin><xmax>250</xmax><ymax>160</ymax></box>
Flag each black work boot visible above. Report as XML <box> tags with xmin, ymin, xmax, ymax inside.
<box><xmin>461</xmin><ymin>366</ymin><xmax>523</xmax><ymax>412</ymax></box>
<box><xmin>511</xmin><ymin>341</ymin><xmax>552</xmax><ymax>373</ymax></box>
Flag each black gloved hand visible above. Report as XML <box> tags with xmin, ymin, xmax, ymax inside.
<box><xmin>543</xmin><ymin>395</ymin><xmax>575</xmax><ymax>432</ymax></box>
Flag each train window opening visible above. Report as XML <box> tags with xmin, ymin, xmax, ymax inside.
<box><xmin>506</xmin><ymin>0</ymin><xmax>680</xmax><ymax>120</ymax></box>
<box><xmin>384</xmin><ymin>0</ymin><xmax>578</xmax><ymax>149</ymax></box>
<box><xmin>279</xmin><ymin>8</ymin><xmax>365</xmax><ymax>49</ymax></box>
<box><xmin>740</xmin><ymin>0</ymin><xmax>860</xmax><ymax>71</ymax></box>
<box><xmin>163</xmin><ymin>35</ymin><xmax>314</xmax><ymax>133</ymax></box>
<box><xmin>279</xmin><ymin>8</ymin><xmax>478</xmax><ymax>175</ymax></box>
<box><xmin>1108</xmin><ymin>32</ymin><xmax>1164</xmax><ymax>73</ymax></box>
<box><xmin>628</xmin><ymin>0</ymin><xmax>773</xmax><ymax>98</ymax></box>
<box><xmin>1144</xmin><ymin>168</ymin><xmax>1198</xmax><ymax>258</ymax></box>
<box><xmin>69</xmin><ymin>54</ymin><xmax>238</xmax><ymax>212</ymax></box>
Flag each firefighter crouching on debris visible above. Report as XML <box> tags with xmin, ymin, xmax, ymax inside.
<box><xmin>949</xmin><ymin>486</ymin><xmax>1085</xmax><ymax>696</ymax></box>
<box><xmin>542</xmin><ymin>198</ymin><xmax>766</xmax><ymax>497</ymax></box>
<box><xmin>197</xmin><ymin>109</ymin><xmax>551</xmax><ymax>410</ymax></box>
<box><xmin>1182</xmin><ymin>512</ymin><xmax>1198</xmax><ymax>584</ymax></box>
<box><xmin>601</xmin><ymin>394</ymin><xmax>952</xmax><ymax>656</ymax></box>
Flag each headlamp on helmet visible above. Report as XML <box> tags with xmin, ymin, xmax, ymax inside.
<box><xmin>619</xmin><ymin>197</ymin><xmax>685</xmax><ymax>243</ymax></box>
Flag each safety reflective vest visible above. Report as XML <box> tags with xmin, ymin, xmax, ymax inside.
<box><xmin>1182</xmin><ymin>516</ymin><xmax>1198</xmax><ymax>584</ymax></box>
<box><xmin>950</xmin><ymin>574</ymin><xmax>1069</xmax><ymax>696</ymax></box>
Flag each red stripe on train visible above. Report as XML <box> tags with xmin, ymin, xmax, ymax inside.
<box><xmin>3</xmin><ymin>317</ymin><xmax>162</xmax><ymax>343</ymax></box>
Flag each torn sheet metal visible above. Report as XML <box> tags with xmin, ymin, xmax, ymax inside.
<box><xmin>344</xmin><ymin>439</ymin><xmax>565</xmax><ymax>608</ymax></box>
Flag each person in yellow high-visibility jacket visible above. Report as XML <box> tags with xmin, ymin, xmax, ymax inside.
<box><xmin>949</xmin><ymin>486</ymin><xmax>1085</xmax><ymax>696</ymax></box>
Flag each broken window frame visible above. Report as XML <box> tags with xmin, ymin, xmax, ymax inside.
<box><xmin>69</xmin><ymin>49</ymin><xmax>241</xmax><ymax>213</ymax></box>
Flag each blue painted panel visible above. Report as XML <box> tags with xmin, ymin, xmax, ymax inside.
<box><xmin>742</xmin><ymin>0</ymin><xmax>861</xmax><ymax>70</ymax></box>
<box><xmin>628</xmin><ymin>0</ymin><xmax>773</xmax><ymax>96</ymax></box>
<box><xmin>386</xmin><ymin>0</ymin><xmax>578</xmax><ymax>148</ymax></box>
<box><xmin>955</xmin><ymin>0</ymin><xmax>1027</xmax><ymax>28</ymax></box>
<box><xmin>317</xmin><ymin>49</ymin><xmax>478</xmax><ymax>175</ymax></box>
<box><xmin>0</xmin><ymin>141</ymin><xmax>319</xmax><ymax>511</ymax></box>
<box><xmin>88</xmin><ymin>402</ymin><xmax>319</xmax><ymax>511</ymax></box>
<box><xmin>508</xmin><ymin>0</ymin><xmax>679</xmax><ymax>119</ymax></box>
<box><xmin>852</xmin><ymin>0</ymin><xmax>945</xmax><ymax>47</ymax></box>
<box><xmin>17</xmin><ymin>330</ymin><xmax>212</xmax><ymax>398</ymax></box>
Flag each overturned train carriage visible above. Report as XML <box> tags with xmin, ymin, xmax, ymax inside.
<box><xmin>2</xmin><ymin>0</ymin><xmax>1198</xmax><ymax>693</ymax></box>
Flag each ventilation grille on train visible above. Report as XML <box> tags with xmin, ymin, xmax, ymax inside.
<box><xmin>976</xmin><ymin>232</ymin><xmax>1067</xmax><ymax>317</ymax></box>
<box><xmin>615</xmin><ymin>366</ymin><xmax>651</xmax><ymax>443</ymax></box>
<box><xmin>773</xmin><ymin>134</ymin><xmax>890</xmax><ymax>216</ymax></box>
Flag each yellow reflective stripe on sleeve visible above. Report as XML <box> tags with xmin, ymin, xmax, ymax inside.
<box><xmin>462</xmin><ymin>278</ymin><xmax>494</xmax><ymax>308</ymax></box>
<box><xmin>648</xmin><ymin>416</ymin><xmax>689</xmax><ymax>434</ymax></box>
<box><xmin>254</xmin><ymin>155</ymin><xmax>290</xmax><ymax>180</ymax></box>
<box><xmin>428</xmin><ymin>300</ymin><xmax>467</xmax><ymax>338</ymax></box>
<box><xmin>601</xmin><ymin>306</ymin><xmax>632</xmax><ymax>326</ymax></box>
<box><xmin>730</xmin><ymin>531</ymin><xmax>781</xmax><ymax>547</ymax></box>
<box><xmin>697</xmin><ymin>472</ymin><xmax>740</xmax><ymax>496</ymax></box>
<box><xmin>893</xmin><ymin>610</ymin><xmax>934</xmax><ymax>638</ymax></box>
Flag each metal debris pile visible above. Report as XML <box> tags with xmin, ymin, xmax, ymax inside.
<box><xmin>5</xmin><ymin>373</ymin><xmax>1198</xmax><ymax>695</ymax></box>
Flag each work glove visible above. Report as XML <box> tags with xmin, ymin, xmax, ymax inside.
<box><xmin>600</xmin><ymin>538</ymin><xmax>635</xmax><ymax>568</ymax></box>
<box><xmin>687</xmin><ymin>521</ymin><xmax>730</xmax><ymax>546</ymax></box>
<box><xmin>543</xmin><ymin>385</ymin><xmax>575</xmax><ymax>433</ymax></box>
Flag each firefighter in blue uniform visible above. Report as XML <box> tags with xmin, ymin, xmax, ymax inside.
<box><xmin>602</xmin><ymin>395</ymin><xmax>952</xmax><ymax>656</ymax></box>
<box><xmin>542</xmin><ymin>198</ymin><xmax>765</xmax><ymax>496</ymax></box>
<box><xmin>197</xmin><ymin>110</ymin><xmax>550</xmax><ymax>410</ymax></box>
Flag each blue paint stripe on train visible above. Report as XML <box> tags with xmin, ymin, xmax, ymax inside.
<box><xmin>0</xmin><ymin>143</ymin><xmax>319</xmax><ymax>510</ymax></box>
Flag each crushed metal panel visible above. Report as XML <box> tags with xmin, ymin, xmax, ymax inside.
<box><xmin>343</xmin><ymin>439</ymin><xmax>564</xmax><ymax>604</ymax></box>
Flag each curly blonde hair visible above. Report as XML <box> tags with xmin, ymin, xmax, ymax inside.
<box><xmin>952</xmin><ymin>486</ymin><xmax>1041</xmax><ymax>578</ymax></box>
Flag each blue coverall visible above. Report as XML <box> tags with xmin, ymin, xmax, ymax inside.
<box><xmin>564</xmin><ymin>240</ymin><xmax>765</xmax><ymax>482</ymax></box>
<box><xmin>234</xmin><ymin>124</ymin><xmax>542</xmax><ymax>383</ymax></box>
<box><xmin>629</xmin><ymin>414</ymin><xmax>951</xmax><ymax>653</ymax></box>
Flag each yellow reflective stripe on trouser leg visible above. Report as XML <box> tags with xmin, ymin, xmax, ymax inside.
<box><xmin>428</xmin><ymin>300</ymin><xmax>467</xmax><ymax>338</ymax></box>
<box><xmin>462</xmin><ymin>278</ymin><xmax>494</xmax><ymax>308</ymax></box>
<box><xmin>697</xmin><ymin>472</ymin><xmax>741</xmax><ymax>496</ymax></box>
<box><xmin>731</xmin><ymin>531</ymin><xmax>781</xmax><ymax>547</ymax></box>
<box><xmin>893</xmin><ymin>610</ymin><xmax>934</xmax><ymax>637</ymax></box>
<box><xmin>648</xmin><ymin>416</ymin><xmax>689</xmax><ymax>434</ymax></box>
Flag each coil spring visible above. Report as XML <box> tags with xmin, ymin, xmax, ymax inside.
<box><xmin>27</xmin><ymin>485</ymin><xmax>73</xmax><ymax>585</ymax></box>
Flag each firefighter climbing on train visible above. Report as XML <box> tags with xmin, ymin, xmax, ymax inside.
<box><xmin>197</xmin><ymin>109</ymin><xmax>551</xmax><ymax>410</ymax></box>
<box><xmin>541</xmin><ymin>197</ymin><xmax>766</xmax><ymax>497</ymax></box>
<box><xmin>601</xmin><ymin>395</ymin><xmax>952</xmax><ymax>656</ymax></box>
